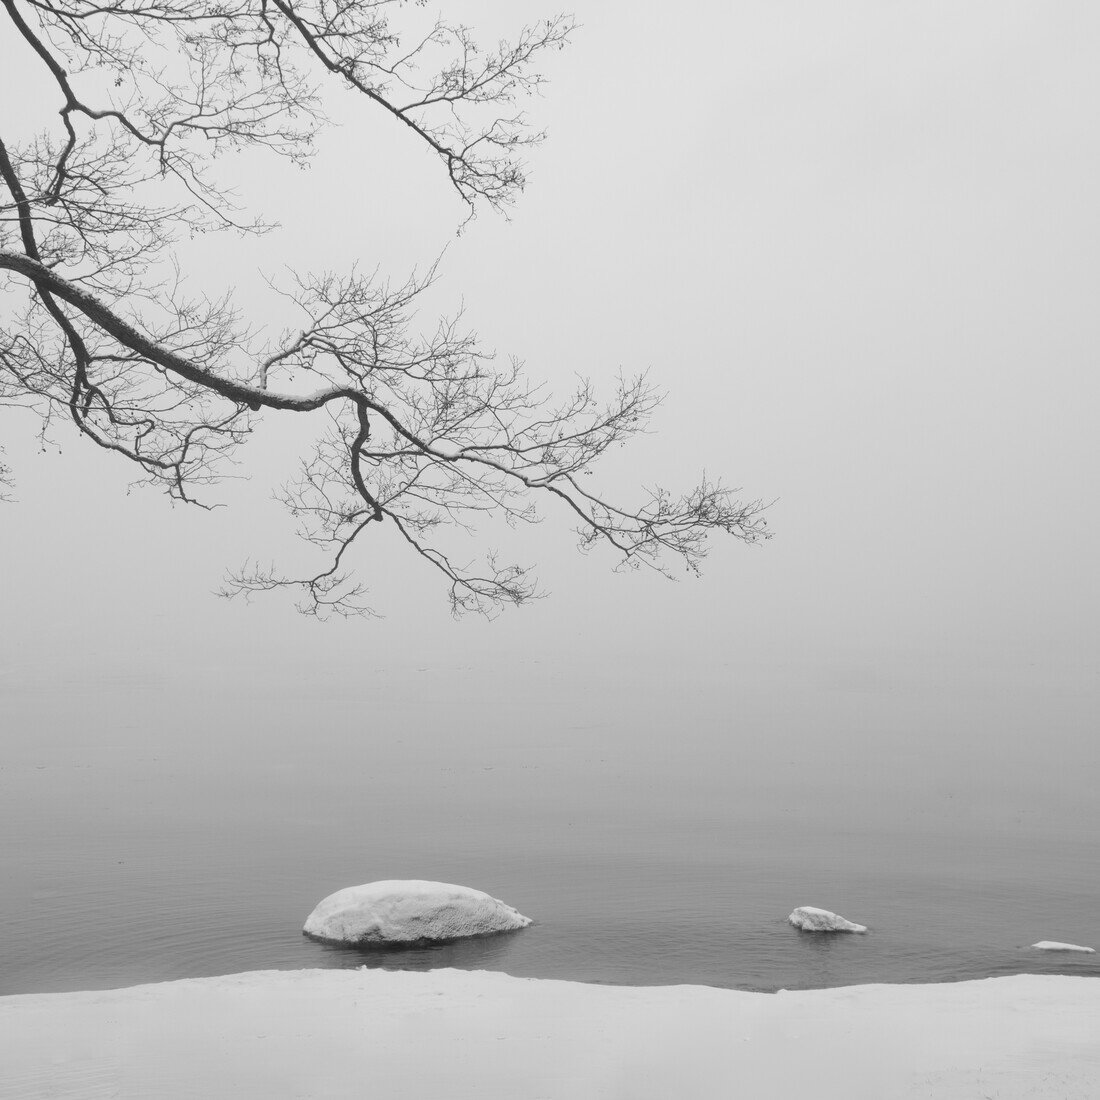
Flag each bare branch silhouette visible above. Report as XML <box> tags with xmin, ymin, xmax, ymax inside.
<box><xmin>1</xmin><ymin>0</ymin><xmax>769</xmax><ymax>617</ymax></box>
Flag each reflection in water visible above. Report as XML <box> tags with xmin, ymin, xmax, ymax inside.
<box><xmin>310</xmin><ymin>927</ymin><xmax>531</xmax><ymax>974</ymax></box>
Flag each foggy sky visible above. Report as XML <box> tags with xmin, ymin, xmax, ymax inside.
<box><xmin>2</xmin><ymin>1</ymin><xmax>1097</xmax><ymax>765</ymax></box>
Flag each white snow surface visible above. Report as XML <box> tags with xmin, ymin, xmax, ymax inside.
<box><xmin>788</xmin><ymin>906</ymin><xmax>868</xmax><ymax>933</ymax></box>
<box><xmin>303</xmin><ymin>879</ymin><xmax>532</xmax><ymax>945</ymax></box>
<box><xmin>4</xmin><ymin>970</ymin><xmax>1100</xmax><ymax>1099</ymax></box>
<box><xmin>1031</xmin><ymin>941</ymin><xmax>1095</xmax><ymax>953</ymax></box>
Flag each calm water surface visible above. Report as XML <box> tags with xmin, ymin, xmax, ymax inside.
<box><xmin>2</xmin><ymin>653</ymin><xmax>1097</xmax><ymax>994</ymax></box>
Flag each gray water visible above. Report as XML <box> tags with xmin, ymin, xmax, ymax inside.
<box><xmin>2</xmin><ymin>652</ymin><xmax>1097</xmax><ymax>995</ymax></box>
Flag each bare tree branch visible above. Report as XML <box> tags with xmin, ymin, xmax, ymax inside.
<box><xmin>1</xmin><ymin>0</ymin><xmax>770</xmax><ymax>618</ymax></box>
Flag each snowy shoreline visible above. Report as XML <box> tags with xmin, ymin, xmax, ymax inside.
<box><xmin>2</xmin><ymin>967</ymin><xmax>1098</xmax><ymax>1099</ymax></box>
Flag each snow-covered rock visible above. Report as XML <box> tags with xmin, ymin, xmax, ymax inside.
<box><xmin>303</xmin><ymin>880</ymin><xmax>532</xmax><ymax>946</ymax></box>
<box><xmin>788</xmin><ymin>906</ymin><xmax>868</xmax><ymax>934</ymax></box>
<box><xmin>1031</xmin><ymin>941</ymin><xmax>1095</xmax><ymax>953</ymax></box>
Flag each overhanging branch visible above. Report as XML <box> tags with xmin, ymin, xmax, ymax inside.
<box><xmin>0</xmin><ymin>250</ymin><xmax>352</xmax><ymax>413</ymax></box>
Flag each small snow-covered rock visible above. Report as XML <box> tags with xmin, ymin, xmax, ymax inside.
<box><xmin>303</xmin><ymin>880</ymin><xmax>532</xmax><ymax>946</ymax></box>
<box><xmin>788</xmin><ymin>906</ymin><xmax>868</xmax><ymax>934</ymax></box>
<box><xmin>1031</xmin><ymin>941</ymin><xmax>1095</xmax><ymax>953</ymax></box>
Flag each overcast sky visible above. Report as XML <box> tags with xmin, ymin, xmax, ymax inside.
<box><xmin>2</xmin><ymin>1</ymin><xmax>1097</xmax><ymax>768</ymax></box>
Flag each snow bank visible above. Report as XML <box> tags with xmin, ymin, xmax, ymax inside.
<box><xmin>787</xmin><ymin>905</ymin><xmax>868</xmax><ymax>933</ymax></box>
<box><xmin>303</xmin><ymin>880</ymin><xmax>532</xmax><ymax>945</ymax></box>
<box><xmin>1032</xmin><ymin>940</ymin><xmax>1095</xmax><ymax>953</ymax></box>
<box><xmin>3</xmin><ymin>970</ymin><xmax>1098</xmax><ymax>1099</ymax></box>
